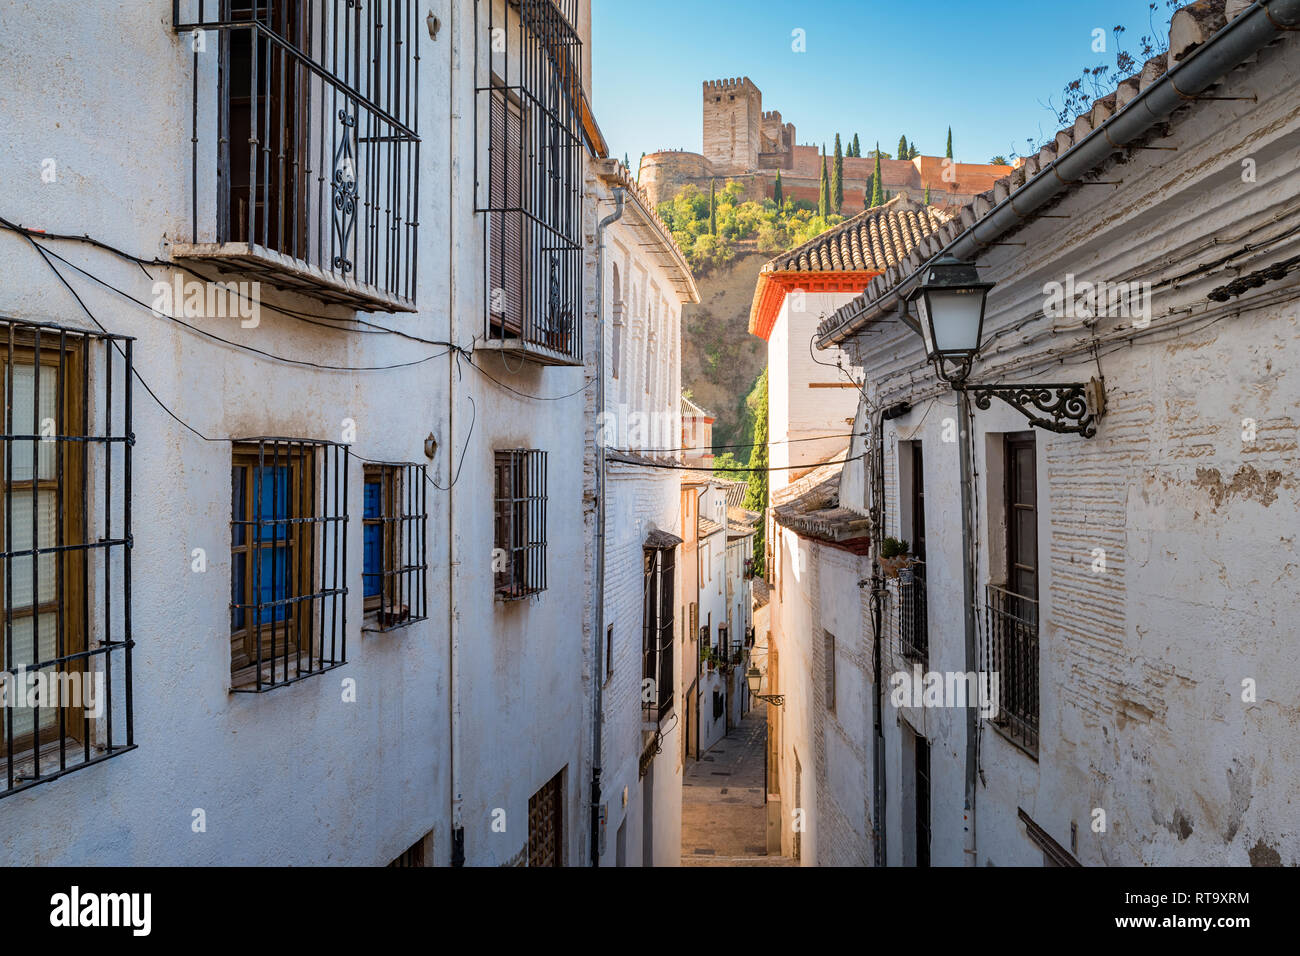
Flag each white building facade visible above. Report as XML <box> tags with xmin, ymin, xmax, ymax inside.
<box><xmin>587</xmin><ymin>159</ymin><xmax>698</xmax><ymax>866</ymax></box>
<box><xmin>0</xmin><ymin>0</ymin><xmax>610</xmax><ymax>867</ymax></box>
<box><xmin>805</xmin><ymin>1</ymin><xmax>1300</xmax><ymax>867</ymax></box>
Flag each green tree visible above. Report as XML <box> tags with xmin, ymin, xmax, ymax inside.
<box><xmin>869</xmin><ymin>143</ymin><xmax>885</xmax><ymax>208</ymax></box>
<box><xmin>624</xmin><ymin>152</ymin><xmax>631</xmax><ymax>170</ymax></box>
<box><xmin>741</xmin><ymin>369</ymin><xmax>769</xmax><ymax>573</ymax></box>
<box><xmin>832</xmin><ymin>134</ymin><xmax>844</xmax><ymax>215</ymax></box>
<box><xmin>989</xmin><ymin>155</ymin><xmax>1008</xmax><ymax>165</ymax></box>
<box><xmin>851</xmin><ymin>133</ymin><xmax>861</xmax><ymax>157</ymax></box>
<box><xmin>773</xmin><ymin>169</ymin><xmax>783</xmax><ymax>207</ymax></box>
<box><xmin>924</xmin><ymin>185</ymin><xmax>931</xmax><ymax>205</ymax></box>
<box><xmin>946</xmin><ymin>127</ymin><xmax>953</xmax><ymax>159</ymax></box>
<box><xmin>708</xmin><ymin>179</ymin><xmax>717</xmax><ymax>235</ymax></box>
<box><xmin>897</xmin><ymin>134</ymin><xmax>908</xmax><ymax>161</ymax></box>
<box><xmin>818</xmin><ymin>147</ymin><xmax>830</xmax><ymax>220</ymax></box>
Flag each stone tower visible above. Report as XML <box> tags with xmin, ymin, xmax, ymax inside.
<box><xmin>702</xmin><ymin>77</ymin><xmax>762</xmax><ymax>176</ymax></box>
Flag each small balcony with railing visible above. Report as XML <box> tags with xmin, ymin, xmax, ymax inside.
<box><xmin>898</xmin><ymin>559</ymin><xmax>927</xmax><ymax>662</ymax></box>
<box><xmin>475</xmin><ymin>0</ymin><xmax>585</xmax><ymax>365</ymax></box>
<box><xmin>172</xmin><ymin>1</ymin><xmax>420</xmax><ymax>313</ymax></box>
<box><xmin>980</xmin><ymin>584</ymin><xmax>1039</xmax><ymax>756</ymax></box>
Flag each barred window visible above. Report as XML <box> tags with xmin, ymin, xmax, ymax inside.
<box><xmin>824</xmin><ymin>630</ymin><xmax>836</xmax><ymax>711</ymax></box>
<box><xmin>172</xmin><ymin>0</ymin><xmax>421</xmax><ymax>311</ymax></box>
<box><xmin>493</xmin><ymin>449</ymin><xmax>546</xmax><ymax>600</ymax></box>
<box><xmin>230</xmin><ymin>439</ymin><xmax>347</xmax><ymax>691</ymax></box>
<box><xmin>0</xmin><ymin>319</ymin><xmax>134</xmax><ymax>800</ymax></box>
<box><xmin>477</xmin><ymin>0</ymin><xmax>585</xmax><ymax>365</ymax></box>
<box><xmin>642</xmin><ymin>547</ymin><xmax>674</xmax><ymax>722</ymax></box>
<box><xmin>362</xmin><ymin>462</ymin><xmax>428</xmax><ymax>632</ymax></box>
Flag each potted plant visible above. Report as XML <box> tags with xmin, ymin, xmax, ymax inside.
<box><xmin>878</xmin><ymin>536</ymin><xmax>912</xmax><ymax>579</ymax></box>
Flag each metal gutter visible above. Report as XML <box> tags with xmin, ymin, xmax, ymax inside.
<box><xmin>590</xmin><ymin>188</ymin><xmax>626</xmax><ymax>866</ymax></box>
<box><xmin>816</xmin><ymin>0</ymin><xmax>1300</xmax><ymax>349</ymax></box>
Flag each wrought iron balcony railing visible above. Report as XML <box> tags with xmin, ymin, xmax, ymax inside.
<box><xmin>980</xmin><ymin>583</ymin><xmax>1039</xmax><ymax>756</ymax></box>
<box><xmin>475</xmin><ymin>0</ymin><xmax>585</xmax><ymax>365</ymax></box>
<box><xmin>173</xmin><ymin>1</ymin><xmax>420</xmax><ymax>313</ymax></box>
<box><xmin>898</xmin><ymin>559</ymin><xmax>927</xmax><ymax>662</ymax></box>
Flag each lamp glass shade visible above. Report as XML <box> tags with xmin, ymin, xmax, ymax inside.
<box><xmin>746</xmin><ymin>666</ymin><xmax>762</xmax><ymax>697</ymax></box>
<box><xmin>923</xmin><ymin>287</ymin><xmax>986</xmax><ymax>357</ymax></box>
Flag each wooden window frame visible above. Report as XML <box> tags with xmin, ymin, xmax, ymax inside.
<box><xmin>0</xmin><ymin>337</ymin><xmax>87</xmax><ymax>760</ymax></box>
<box><xmin>230</xmin><ymin>443</ymin><xmax>316</xmax><ymax>686</ymax></box>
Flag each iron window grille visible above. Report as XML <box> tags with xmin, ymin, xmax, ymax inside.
<box><xmin>898</xmin><ymin>560</ymin><xmax>927</xmax><ymax>662</ymax></box>
<box><xmin>172</xmin><ymin>0</ymin><xmax>421</xmax><ymax>312</ymax></box>
<box><xmin>475</xmin><ymin>0</ymin><xmax>584</xmax><ymax>365</ymax></box>
<box><xmin>362</xmin><ymin>462</ymin><xmax>428</xmax><ymax>632</ymax></box>
<box><xmin>641</xmin><ymin>546</ymin><xmax>674</xmax><ymax>723</ymax></box>
<box><xmin>230</xmin><ymin>438</ymin><xmax>348</xmax><ymax>691</ymax></box>
<box><xmin>716</xmin><ymin>624</ymin><xmax>727</xmax><ymax>654</ymax></box>
<box><xmin>981</xmin><ymin>583</ymin><xmax>1039</xmax><ymax>756</ymax></box>
<box><xmin>493</xmin><ymin>448</ymin><xmax>547</xmax><ymax>600</ymax></box>
<box><xmin>0</xmin><ymin>318</ymin><xmax>135</xmax><ymax>801</ymax></box>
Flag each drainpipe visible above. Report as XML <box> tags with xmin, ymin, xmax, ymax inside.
<box><xmin>590</xmin><ymin>186</ymin><xmax>625</xmax><ymax>866</ymax></box>
<box><xmin>818</xmin><ymin>0</ymin><xmax>1300</xmax><ymax>348</ymax></box>
<box><xmin>958</xmin><ymin>390</ymin><xmax>977</xmax><ymax>866</ymax></box>
<box><xmin>447</xmin><ymin>0</ymin><xmax>464</xmax><ymax>868</ymax></box>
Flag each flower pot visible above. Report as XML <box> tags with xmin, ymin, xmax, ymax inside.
<box><xmin>878</xmin><ymin>554</ymin><xmax>911</xmax><ymax>579</ymax></box>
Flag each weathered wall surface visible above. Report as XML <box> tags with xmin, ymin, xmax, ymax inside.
<box><xmin>839</xmin><ymin>30</ymin><xmax>1300</xmax><ymax>867</ymax></box>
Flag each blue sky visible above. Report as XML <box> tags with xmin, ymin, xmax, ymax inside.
<box><xmin>592</xmin><ymin>0</ymin><xmax>1179</xmax><ymax>168</ymax></box>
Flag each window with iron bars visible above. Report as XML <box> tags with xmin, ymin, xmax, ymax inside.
<box><xmin>493</xmin><ymin>449</ymin><xmax>547</xmax><ymax>600</ymax></box>
<box><xmin>362</xmin><ymin>462</ymin><xmax>428</xmax><ymax>632</ymax></box>
<box><xmin>172</xmin><ymin>0</ymin><xmax>421</xmax><ymax>312</ymax></box>
<box><xmin>476</xmin><ymin>0</ymin><xmax>585</xmax><ymax>365</ymax></box>
<box><xmin>642</xmin><ymin>546</ymin><xmax>674</xmax><ymax>722</ymax></box>
<box><xmin>0</xmin><ymin>318</ymin><xmax>135</xmax><ymax>801</ymax></box>
<box><xmin>898</xmin><ymin>560</ymin><xmax>927</xmax><ymax>662</ymax></box>
<box><xmin>981</xmin><ymin>583</ymin><xmax>1039</xmax><ymax>756</ymax></box>
<box><xmin>230</xmin><ymin>439</ymin><xmax>348</xmax><ymax>691</ymax></box>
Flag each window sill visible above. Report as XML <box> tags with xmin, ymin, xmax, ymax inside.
<box><xmin>362</xmin><ymin>606</ymin><xmax>424</xmax><ymax>633</ymax></box>
<box><xmin>476</xmin><ymin>335</ymin><xmax>583</xmax><ymax>368</ymax></box>
<box><xmin>230</xmin><ymin>656</ymin><xmax>345</xmax><ymax>693</ymax></box>
<box><xmin>1</xmin><ymin>737</ymin><xmax>136</xmax><ymax>801</ymax></box>
<box><xmin>495</xmin><ymin>584</ymin><xmax>546</xmax><ymax>603</ymax></box>
<box><xmin>984</xmin><ymin>717</ymin><xmax>1039</xmax><ymax>762</ymax></box>
<box><xmin>171</xmin><ymin>242</ymin><xmax>417</xmax><ymax>314</ymax></box>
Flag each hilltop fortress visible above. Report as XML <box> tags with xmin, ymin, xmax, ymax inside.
<box><xmin>640</xmin><ymin>77</ymin><xmax>1011</xmax><ymax>214</ymax></box>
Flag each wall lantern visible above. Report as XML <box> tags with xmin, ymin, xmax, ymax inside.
<box><xmin>907</xmin><ymin>256</ymin><xmax>1104</xmax><ymax>438</ymax></box>
<box><xmin>745</xmin><ymin>665</ymin><xmax>784</xmax><ymax>707</ymax></box>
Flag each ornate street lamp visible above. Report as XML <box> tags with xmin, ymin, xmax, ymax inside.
<box><xmin>907</xmin><ymin>256</ymin><xmax>1104</xmax><ymax>437</ymax></box>
<box><xmin>746</xmin><ymin>665</ymin><xmax>784</xmax><ymax>707</ymax></box>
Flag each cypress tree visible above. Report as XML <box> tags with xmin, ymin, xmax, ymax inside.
<box><xmin>773</xmin><ymin>169</ymin><xmax>784</xmax><ymax>207</ymax></box>
<box><xmin>869</xmin><ymin>143</ymin><xmax>885</xmax><ymax>208</ymax></box>
<box><xmin>909</xmin><ymin>139</ymin><xmax>918</xmax><ymax>159</ymax></box>
<box><xmin>818</xmin><ymin>147</ymin><xmax>830</xmax><ymax>220</ymax></box>
<box><xmin>708</xmin><ymin>179</ymin><xmax>717</xmax><ymax>235</ymax></box>
<box><xmin>946</xmin><ymin>127</ymin><xmax>953</xmax><ymax>159</ymax></box>
<box><xmin>924</xmin><ymin>185</ymin><xmax>931</xmax><ymax>205</ymax></box>
<box><xmin>851</xmin><ymin>133</ymin><xmax>861</xmax><ymax>157</ymax></box>
<box><xmin>832</xmin><ymin>134</ymin><xmax>844</xmax><ymax>215</ymax></box>
<box><xmin>897</xmin><ymin>134</ymin><xmax>908</xmax><ymax>161</ymax></box>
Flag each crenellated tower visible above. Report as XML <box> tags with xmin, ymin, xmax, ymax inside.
<box><xmin>702</xmin><ymin>77</ymin><xmax>762</xmax><ymax>175</ymax></box>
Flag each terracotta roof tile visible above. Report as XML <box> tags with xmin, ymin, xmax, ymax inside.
<box><xmin>763</xmin><ymin>195</ymin><xmax>954</xmax><ymax>275</ymax></box>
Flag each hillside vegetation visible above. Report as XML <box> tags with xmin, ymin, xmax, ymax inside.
<box><xmin>659</xmin><ymin>180</ymin><xmax>845</xmax><ymax>274</ymax></box>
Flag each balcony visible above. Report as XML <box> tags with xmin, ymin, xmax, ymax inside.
<box><xmin>173</xmin><ymin>1</ymin><xmax>419</xmax><ymax>313</ymax></box>
<box><xmin>898</xmin><ymin>560</ymin><xmax>927</xmax><ymax>662</ymax></box>
<box><xmin>476</xmin><ymin>0</ymin><xmax>585</xmax><ymax>365</ymax></box>
<box><xmin>980</xmin><ymin>584</ymin><xmax>1039</xmax><ymax>756</ymax></box>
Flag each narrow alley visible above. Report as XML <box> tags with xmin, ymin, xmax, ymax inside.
<box><xmin>681</xmin><ymin>702</ymin><xmax>791</xmax><ymax>866</ymax></box>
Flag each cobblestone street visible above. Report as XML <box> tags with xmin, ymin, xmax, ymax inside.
<box><xmin>680</xmin><ymin>702</ymin><xmax>792</xmax><ymax>866</ymax></box>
